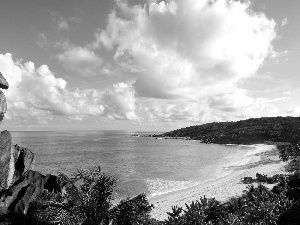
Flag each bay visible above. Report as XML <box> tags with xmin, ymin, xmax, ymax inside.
<box><xmin>10</xmin><ymin>130</ymin><xmax>248</xmax><ymax>199</ymax></box>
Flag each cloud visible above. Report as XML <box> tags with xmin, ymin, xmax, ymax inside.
<box><xmin>98</xmin><ymin>0</ymin><xmax>276</xmax><ymax>100</ymax></box>
<box><xmin>2</xmin><ymin>1</ymin><xmax>283</xmax><ymax>127</ymax></box>
<box><xmin>37</xmin><ymin>33</ymin><xmax>50</xmax><ymax>49</ymax></box>
<box><xmin>281</xmin><ymin>17</ymin><xmax>288</xmax><ymax>27</ymax></box>
<box><xmin>57</xmin><ymin>46</ymin><xmax>103</xmax><ymax>76</ymax></box>
<box><xmin>50</xmin><ymin>11</ymin><xmax>69</xmax><ymax>31</ymax></box>
<box><xmin>102</xmin><ymin>82</ymin><xmax>138</xmax><ymax>120</ymax></box>
<box><xmin>87</xmin><ymin>0</ymin><xmax>279</xmax><ymax>124</ymax></box>
<box><xmin>286</xmin><ymin>106</ymin><xmax>300</xmax><ymax>116</ymax></box>
<box><xmin>137</xmin><ymin>88</ymin><xmax>280</xmax><ymax>125</ymax></box>
<box><xmin>283</xmin><ymin>91</ymin><xmax>292</xmax><ymax>95</ymax></box>
<box><xmin>49</xmin><ymin>11</ymin><xmax>69</xmax><ymax>31</ymax></box>
<box><xmin>0</xmin><ymin>53</ymin><xmax>137</xmax><ymax>123</ymax></box>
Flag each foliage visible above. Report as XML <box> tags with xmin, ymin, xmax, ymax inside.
<box><xmin>24</xmin><ymin>166</ymin><xmax>156</xmax><ymax>225</ymax></box>
<box><xmin>109</xmin><ymin>193</ymin><xmax>155</xmax><ymax>225</ymax></box>
<box><xmin>70</xmin><ymin>166</ymin><xmax>117</xmax><ymax>224</ymax></box>
<box><xmin>159</xmin><ymin>116</ymin><xmax>300</xmax><ymax>144</ymax></box>
<box><xmin>164</xmin><ymin>184</ymin><xmax>296</xmax><ymax>225</ymax></box>
<box><xmin>7</xmin><ymin>116</ymin><xmax>300</xmax><ymax>224</ymax></box>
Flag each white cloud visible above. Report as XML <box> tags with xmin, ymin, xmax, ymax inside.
<box><xmin>90</xmin><ymin>0</ymin><xmax>278</xmax><ymax>123</ymax></box>
<box><xmin>281</xmin><ymin>17</ymin><xmax>288</xmax><ymax>27</ymax></box>
<box><xmin>286</xmin><ymin>106</ymin><xmax>300</xmax><ymax>116</ymax></box>
<box><xmin>102</xmin><ymin>82</ymin><xmax>138</xmax><ymax>120</ymax></box>
<box><xmin>137</xmin><ymin>88</ymin><xmax>280</xmax><ymax>125</ymax></box>
<box><xmin>1</xmin><ymin>1</ymin><xmax>283</xmax><ymax>127</ymax></box>
<box><xmin>0</xmin><ymin>53</ymin><xmax>137</xmax><ymax>124</ymax></box>
<box><xmin>98</xmin><ymin>0</ymin><xmax>276</xmax><ymax>100</ymax></box>
<box><xmin>283</xmin><ymin>91</ymin><xmax>292</xmax><ymax>95</ymax></box>
<box><xmin>57</xmin><ymin>46</ymin><xmax>103</xmax><ymax>76</ymax></box>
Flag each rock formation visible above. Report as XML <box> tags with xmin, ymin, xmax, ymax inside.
<box><xmin>0</xmin><ymin>74</ymin><xmax>35</xmax><ymax>190</ymax></box>
<box><xmin>0</xmin><ymin>73</ymin><xmax>9</xmax><ymax>90</ymax></box>
<box><xmin>0</xmin><ymin>72</ymin><xmax>76</xmax><ymax>224</ymax></box>
<box><xmin>0</xmin><ymin>170</ymin><xmax>62</xmax><ymax>223</ymax></box>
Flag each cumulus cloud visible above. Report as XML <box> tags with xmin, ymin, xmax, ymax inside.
<box><xmin>0</xmin><ymin>53</ymin><xmax>136</xmax><ymax>123</ymax></box>
<box><xmin>1</xmin><ymin>0</ymin><xmax>283</xmax><ymax>127</ymax></box>
<box><xmin>97</xmin><ymin>0</ymin><xmax>276</xmax><ymax>100</ymax></box>
<box><xmin>102</xmin><ymin>82</ymin><xmax>138</xmax><ymax>120</ymax></box>
<box><xmin>89</xmin><ymin>0</ymin><xmax>278</xmax><ymax>123</ymax></box>
<box><xmin>57</xmin><ymin>46</ymin><xmax>103</xmax><ymax>76</ymax></box>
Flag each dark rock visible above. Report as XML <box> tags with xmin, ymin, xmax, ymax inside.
<box><xmin>0</xmin><ymin>170</ymin><xmax>62</xmax><ymax>222</ymax></box>
<box><xmin>0</xmin><ymin>131</ymin><xmax>34</xmax><ymax>190</ymax></box>
<box><xmin>0</xmin><ymin>73</ymin><xmax>9</xmax><ymax>90</ymax></box>
<box><xmin>10</xmin><ymin>144</ymin><xmax>35</xmax><ymax>186</ymax></box>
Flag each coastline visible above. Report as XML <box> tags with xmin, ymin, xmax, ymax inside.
<box><xmin>149</xmin><ymin>144</ymin><xmax>287</xmax><ymax>221</ymax></box>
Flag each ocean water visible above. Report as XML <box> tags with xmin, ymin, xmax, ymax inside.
<box><xmin>10</xmin><ymin>130</ymin><xmax>256</xmax><ymax>199</ymax></box>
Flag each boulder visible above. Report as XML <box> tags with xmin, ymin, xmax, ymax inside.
<box><xmin>0</xmin><ymin>91</ymin><xmax>7</xmax><ymax>122</ymax></box>
<box><xmin>0</xmin><ymin>170</ymin><xmax>62</xmax><ymax>222</ymax></box>
<box><xmin>0</xmin><ymin>73</ymin><xmax>9</xmax><ymax>90</ymax></box>
<box><xmin>0</xmin><ymin>131</ymin><xmax>35</xmax><ymax>190</ymax></box>
<box><xmin>0</xmin><ymin>131</ymin><xmax>13</xmax><ymax>190</ymax></box>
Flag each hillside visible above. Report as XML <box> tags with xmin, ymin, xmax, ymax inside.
<box><xmin>159</xmin><ymin>116</ymin><xmax>300</xmax><ymax>144</ymax></box>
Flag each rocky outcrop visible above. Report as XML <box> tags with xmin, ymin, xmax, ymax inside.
<box><xmin>0</xmin><ymin>72</ymin><xmax>72</xmax><ymax>224</ymax></box>
<box><xmin>0</xmin><ymin>170</ymin><xmax>62</xmax><ymax>222</ymax></box>
<box><xmin>0</xmin><ymin>73</ymin><xmax>35</xmax><ymax>190</ymax></box>
<box><xmin>0</xmin><ymin>131</ymin><xmax>12</xmax><ymax>189</ymax></box>
<box><xmin>0</xmin><ymin>131</ymin><xmax>35</xmax><ymax>190</ymax></box>
<box><xmin>0</xmin><ymin>73</ymin><xmax>9</xmax><ymax>90</ymax></box>
<box><xmin>0</xmin><ymin>91</ymin><xmax>7</xmax><ymax>123</ymax></box>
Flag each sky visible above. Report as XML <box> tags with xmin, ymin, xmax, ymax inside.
<box><xmin>0</xmin><ymin>0</ymin><xmax>299</xmax><ymax>131</ymax></box>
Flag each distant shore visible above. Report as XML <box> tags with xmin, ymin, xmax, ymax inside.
<box><xmin>149</xmin><ymin>144</ymin><xmax>287</xmax><ymax>221</ymax></box>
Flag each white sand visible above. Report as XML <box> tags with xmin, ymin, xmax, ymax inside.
<box><xmin>149</xmin><ymin>144</ymin><xmax>287</xmax><ymax>221</ymax></box>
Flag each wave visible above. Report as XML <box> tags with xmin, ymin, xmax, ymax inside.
<box><xmin>144</xmin><ymin>178</ymin><xmax>214</xmax><ymax>198</ymax></box>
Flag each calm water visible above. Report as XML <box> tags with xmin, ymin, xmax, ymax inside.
<box><xmin>10</xmin><ymin>130</ymin><xmax>253</xmax><ymax>199</ymax></box>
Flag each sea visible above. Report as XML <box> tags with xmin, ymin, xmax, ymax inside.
<box><xmin>10</xmin><ymin>130</ymin><xmax>257</xmax><ymax>200</ymax></box>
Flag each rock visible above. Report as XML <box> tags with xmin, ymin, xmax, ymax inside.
<box><xmin>0</xmin><ymin>131</ymin><xmax>13</xmax><ymax>190</ymax></box>
<box><xmin>0</xmin><ymin>170</ymin><xmax>62</xmax><ymax>222</ymax></box>
<box><xmin>9</xmin><ymin>144</ymin><xmax>35</xmax><ymax>186</ymax></box>
<box><xmin>0</xmin><ymin>91</ymin><xmax>6</xmax><ymax>122</ymax></box>
<box><xmin>0</xmin><ymin>131</ymin><xmax>35</xmax><ymax>190</ymax></box>
<box><xmin>0</xmin><ymin>73</ymin><xmax>9</xmax><ymax>90</ymax></box>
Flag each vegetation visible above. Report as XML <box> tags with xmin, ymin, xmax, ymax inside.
<box><xmin>158</xmin><ymin>116</ymin><xmax>300</xmax><ymax>144</ymax></box>
<box><xmin>3</xmin><ymin>116</ymin><xmax>300</xmax><ymax>224</ymax></box>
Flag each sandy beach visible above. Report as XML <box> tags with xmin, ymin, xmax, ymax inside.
<box><xmin>149</xmin><ymin>144</ymin><xmax>287</xmax><ymax>221</ymax></box>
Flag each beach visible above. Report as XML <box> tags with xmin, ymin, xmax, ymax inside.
<box><xmin>149</xmin><ymin>144</ymin><xmax>287</xmax><ymax>221</ymax></box>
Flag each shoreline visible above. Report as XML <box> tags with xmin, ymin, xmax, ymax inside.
<box><xmin>149</xmin><ymin>144</ymin><xmax>287</xmax><ymax>221</ymax></box>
